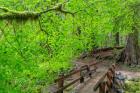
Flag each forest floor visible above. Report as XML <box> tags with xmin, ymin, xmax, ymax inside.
<box><xmin>48</xmin><ymin>49</ymin><xmax>140</xmax><ymax>93</ymax></box>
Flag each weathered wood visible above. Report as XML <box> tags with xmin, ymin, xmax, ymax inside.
<box><xmin>99</xmin><ymin>82</ymin><xmax>106</xmax><ymax>93</ymax></box>
<box><xmin>55</xmin><ymin>77</ymin><xmax>82</xmax><ymax>93</ymax></box>
<box><xmin>55</xmin><ymin>68</ymin><xmax>85</xmax><ymax>83</ymax></box>
<box><xmin>54</xmin><ymin>62</ymin><xmax>99</xmax><ymax>93</ymax></box>
<box><xmin>92</xmin><ymin>46</ymin><xmax>124</xmax><ymax>54</ymax></box>
<box><xmin>94</xmin><ymin>73</ymin><xmax>106</xmax><ymax>91</ymax></box>
<box><xmin>55</xmin><ymin>62</ymin><xmax>99</xmax><ymax>82</ymax></box>
<box><xmin>57</xmin><ymin>73</ymin><xmax>64</xmax><ymax>93</ymax></box>
<box><xmin>94</xmin><ymin>64</ymin><xmax>116</xmax><ymax>93</ymax></box>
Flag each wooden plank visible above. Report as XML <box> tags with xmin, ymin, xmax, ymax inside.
<box><xmin>99</xmin><ymin>81</ymin><xmax>106</xmax><ymax>93</ymax></box>
<box><xmin>54</xmin><ymin>61</ymin><xmax>102</xmax><ymax>93</ymax></box>
<box><xmin>55</xmin><ymin>67</ymin><xmax>86</xmax><ymax>82</ymax></box>
<box><xmin>57</xmin><ymin>74</ymin><xmax>64</xmax><ymax>93</ymax></box>
<box><xmin>55</xmin><ymin>77</ymin><xmax>82</xmax><ymax>93</ymax></box>
<box><xmin>93</xmin><ymin>64</ymin><xmax>116</xmax><ymax>91</ymax></box>
<box><xmin>55</xmin><ymin>62</ymin><xmax>99</xmax><ymax>83</ymax></box>
<box><xmin>92</xmin><ymin>46</ymin><xmax>124</xmax><ymax>54</ymax></box>
<box><xmin>93</xmin><ymin>73</ymin><xmax>107</xmax><ymax>91</ymax></box>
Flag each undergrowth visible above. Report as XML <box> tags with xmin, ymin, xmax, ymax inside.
<box><xmin>125</xmin><ymin>79</ymin><xmax>140</xmax><ymax>93</ymax></box>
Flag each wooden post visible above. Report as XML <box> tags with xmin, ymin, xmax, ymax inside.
<box><xmin>106</xmin><ymin>71</ymin><xmax>113</xmax><ymax>92</ymax></box>
<box><xmin>80</xmin><ymin>70</ymin><xmax>84</xmax><ymax>83</ymax></box>
<box><xmin>87</xmin><ymin>66</ymin><xmax>92</xmax><ymax>78</ymax></box>
<box><xmin>94</xmin><ymin>65</ymin><xmax>97</xmax><ymax>72</ymax></box>
<box><xmin>80</xmin><ymin>76</ymin><xmax>84</xmax><ymax>83</ymax></box>
<box><xmin>99</xmin><ymin>82</ymin><xmax>106</xmax><ymax>93</ymax></box>
<box><xmin>80</xmin><ymin>66</ymin><xmax>87</xmax><ymax>83</ymax></box>
<box><xmin>58</xmin><ymin>73</ymin><xmax>64</xmax><ymax>93</ymax></box>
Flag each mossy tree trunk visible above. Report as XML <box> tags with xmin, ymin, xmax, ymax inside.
<box><xmin>117</xmin><ymin>4</ymin><xmax>140</xmax><ymax>65</ymax></box>
<box><xmin>118</xmin><ymin>26</ymin><xmax>140</xmax><ymax>65</ymax></box>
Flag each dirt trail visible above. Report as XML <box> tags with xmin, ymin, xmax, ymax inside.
<box><xmin>116</xmin><ymin>64</ymin><xmax>140</xmax><ymax>80</ymax></box>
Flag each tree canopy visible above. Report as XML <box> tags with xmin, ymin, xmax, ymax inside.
<box><xmin>0</xmin><ymin>0</ymin><xmax>139</xmax><ymax>93</ymax></box>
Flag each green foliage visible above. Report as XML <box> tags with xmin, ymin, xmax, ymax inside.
<box><xmin>125</xmin><ymin>79</ymin><xmax>140</xmax><ymax>93</ymax></box>
<box><xmin>0</xmin><ymin>0</ymin><xmax>139</xmax><ymax>93</ymax></box>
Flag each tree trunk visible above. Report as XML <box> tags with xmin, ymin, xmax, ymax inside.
<box><xmin>115</xmin><ymin>32</ymin><xmax>119</xmax><ymax>46</ymax></box>
<box><xmin>117</xmin><ymin>3</ymin><xmax>140</xmax><ymax>65</ymax></box>
<box><xmin>117</xmin><ymin>26</ymin><xmax>140</xmax><ymax>65</ymax></box>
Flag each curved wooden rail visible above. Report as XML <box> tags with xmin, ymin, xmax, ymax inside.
<box><xmin>91</xmin><ymin>46</ymin><xmax>123</xmax><ymax>54</ymax></box>
<box><xmin>93</xmin><ymin>64</ymin><xmax>116</xmax><ymax>93</ymax></box>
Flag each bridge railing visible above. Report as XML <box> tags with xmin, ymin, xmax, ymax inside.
<box><xmin>54</xmin><ymin>62</ymin><xmax>100</xmax><ymax>93</ymax></box>
<box><xmin>93</xmin><ymin>64</ymin><xmax>116</xmax><ymax>93</ymax></box>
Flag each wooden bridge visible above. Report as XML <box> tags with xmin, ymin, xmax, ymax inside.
<box><xmin>54</xmin><ymin>62</ymin><xmax>99</xmax><ymax>93</ymax></box>
<box><xmin>93</xmin><ymin>64</ymin><xmax>116</xmax><ymax>93</ymax></box>
<box><xmin>49</xmin><ymin>47</ymin><xmax>124</xmax><ymax>93</ymax></box>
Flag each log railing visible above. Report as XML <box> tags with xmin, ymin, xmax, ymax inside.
<box><xmin>54</xmin><ymin>62</ymin><xmax>100</xmax><ymax>93</ymax></box>
<box><xmin>93</xmin><ymin>64</ymin><xmax>116</xmax><ymax>93</ymax></box>
<box><xmin>91</xmin><ymin>46</ymin><xmax>123</xmax><ymax>54</ymax></box>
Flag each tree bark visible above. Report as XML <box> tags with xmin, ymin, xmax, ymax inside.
<box><xmin>117</xmin><ymin>3</ymin><xmax>140</xmax><ymax>65</ymax></box>
<box><xmin>117</xmin><ymin>26</ymin><xmax>140</xmax><ymax>65</ymax></box>
<box><xmin>115</xmin><ymin>32</ymin><xmax>119</xmax><ymax>46</ymax></box>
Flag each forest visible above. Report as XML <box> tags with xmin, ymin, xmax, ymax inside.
<box><xmin>0</xmin><ymin>0</ymin><xmax>140</xmax><ymax>93</ymax></box>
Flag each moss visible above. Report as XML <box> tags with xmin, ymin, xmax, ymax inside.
<box><xmin>0</xmin><ymin>12</ymin><xmax>40</xmax><ymax>20</ymax></box>
<box><xmin>0</xmin><ymin>4</ymin><xmax>74</xmax><ymax>20</ymax></box>
<box><xmin>125</xmin><ymin>79</ymin><xmax>140</xmax><ymax>93</ymax></box>
<box><xmin>0</xmin><ymin>7</ymin><xmax>40</xmax><ymax>20</ymax></box>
